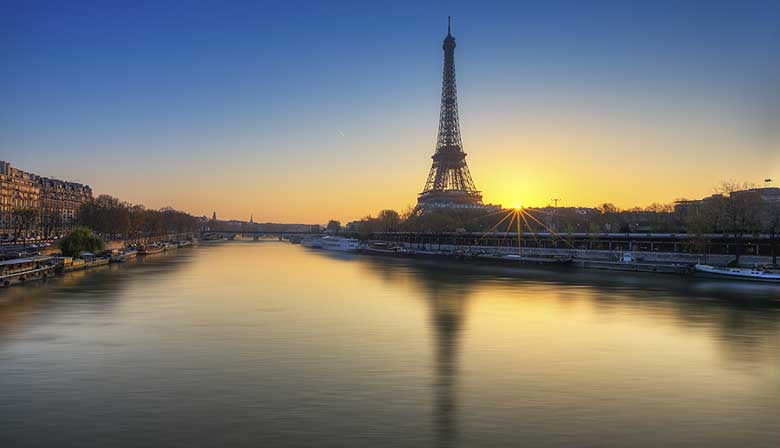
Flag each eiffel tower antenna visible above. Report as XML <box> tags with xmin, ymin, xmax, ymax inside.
<box><xmin>416</xmin><ymin>17</ymin><xmax>484</xmax><ymax>212</ymax></box>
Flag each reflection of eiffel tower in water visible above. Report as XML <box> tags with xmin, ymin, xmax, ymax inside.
<box><xmin>429</xmin><ymin>291</ymin><xmax>465</xmax><ymax>448</ymax></box>
<box><xmin>355</xmin><ymin>257</ymin><xmax>473</xmax><ymax>447</ymax></box>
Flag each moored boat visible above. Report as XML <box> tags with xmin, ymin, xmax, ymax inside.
<box><xmin>301</xmin><ymin>236</ymin><xmax>325</xmax><ymax>249</ymax></box>
<box><xmin>693</xmin><ymin>264</ymin><xmax>780</xmax><ymax>283</ymax></box>
<box><xmin>320</xmin><ymin>236</ymin><xmax>361</xmax><ymax>252</ymax></box>
<box><xmin>0</xmin><ymin>256</ymin><xmax>57</xmax><ymax>287</ymax></box>
<box><xmin>55</xmin><ymin>252</ymin><xmax>110</xmax><ymax>272</ymax></box>
<box><xmin>101</xmin><ymin>249</ymin><xmax>121</xmax><ymax>262</ymax></box>
<box><xmin>474</xmin><ymin>253</ymin><xmax>573</xmax><ymax>266</ymax></box>
<box><xmin>362</xmin><ymin>242</ymin><xmax>411</xmax><ymax>256</ymax></box>
<box><xmin>138</xmin><ymin>244</ymin><xmax>165</xmax><ymax>255</ymax></box>
<box><xmin>115</xmin><ymin>249</ymin><xmax>138</xmax><ymax>262</ymax></box>
<box><xmin>408</xmin><ymin>250</ymin><xmax>451</xmax><ymax>260</ymax></box>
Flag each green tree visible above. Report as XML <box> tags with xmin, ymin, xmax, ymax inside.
<box><xmin>58</xmin><ymin>227</ymin><xmax>105</xmax><ymax>257</ymax></box>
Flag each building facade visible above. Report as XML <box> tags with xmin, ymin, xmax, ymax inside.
<box><xmin>0</xmin><ymin>161</ymin><xmax>40</xmax><ymax>239</ymax></box>
<box><xmin>675</xmin><ymin>187</ymin><xmax>780</xmax><ymax>216</ymax></box>
<box><xmin>38</xmin><ymin>177</ymin><xmax>93</xmax><ymax>237</ymax></box>
<box><xmin>0</xmin><ymin>161</ymin><xmax>92</xmax><ymax>240</ymax></box>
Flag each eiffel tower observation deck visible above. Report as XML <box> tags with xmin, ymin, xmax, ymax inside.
<box><xmin>417</xmin><ymin>18</ymin><xmax>489</xmax><ymax>212</ymax></box>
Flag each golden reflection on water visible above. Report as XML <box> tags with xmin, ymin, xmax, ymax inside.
<box><xmin>1</xmin><ymin>241</ymin><xmax>779</xmax><ymax>447</ymax></box>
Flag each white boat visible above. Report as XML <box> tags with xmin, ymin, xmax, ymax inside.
<box><xmin>320</xmin><ymin>236</ymin><xmax>361</xmax><ymax>252</ymax></box>
<box><xmin>363</xmin><ymin>243</ymin><xmax>411</xmax><ymax>256</ymax></box>
<box><xmin>693</xmin><ymin>264</ymin><xmax>780</xmax><ymax>283</ymax></box>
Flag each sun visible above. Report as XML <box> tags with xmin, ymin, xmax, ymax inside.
<box><xmin>514</xmin><ymin>203</ymin><xmax>522</xmax><ymax>210</ymax></box>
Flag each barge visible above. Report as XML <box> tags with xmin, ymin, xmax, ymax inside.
<box><xmin>58</xmin><ymin>254</ymin><xmax>110</xmax><ymax>272</ymax></box>
<box><xmin>693</xmin><ymin>264</ymin><xmax>780</xmax><ymax>283</ymax></box>
<box><xmin>473</xmin><ymin>253</ymin><xmax>573</xmax><ymax>266</ymax></box>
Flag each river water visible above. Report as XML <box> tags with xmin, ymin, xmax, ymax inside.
<box><xmin>1</xmin><ymin>241</ymin><xmax>779</xmax><ymax>447</ymax></box>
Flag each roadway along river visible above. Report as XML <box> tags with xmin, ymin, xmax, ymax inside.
<box><xmin>1</xmin><ymin>241</ymin><xmax>779</xmax><ymax>447</ymax></box>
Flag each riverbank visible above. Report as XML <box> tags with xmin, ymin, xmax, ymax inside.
<box><xmin>0</xmin><ymin>239</ymin><xmax>195</xmax><ymax>289</ymax></box>
<box><xmin>370</xmin><ymin>240</ymin><xmax>774</xmax><ymax>271</ymax></box>
<box><xmin>260</xmin><ymin>234</ymin><xmax>779</xmax><ymax>284</ymax></box>
<box><xmin>283</xmin><ymin>237</ymin><xmax>771</xmax><ymax>282</ymax></box>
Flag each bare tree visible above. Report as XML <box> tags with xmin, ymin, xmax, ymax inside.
<box><xmin>643</xmin><ymin>202</ymin><xmax>676</xmax><ymax>232</ymax></box>
<box><xmin>713</xmin><ymin>181</ymin><xmax>762</xmax><ymax>265</ymax></box>
<box><xmin>685</xmin><ymin>202</ymin><xmax>716</xmax><ymax>257</ymax></box>
<box><xmin>41</xmin><ymin>208</ymin><xmax>64</xmax><ymax>239</ymax></box>
<box><xmin>377</xmin><ymin>209</ymin><xmax>401</xmax><ymax>233</ymax></box>
<box><xmin>596</xmin><ymin>203</ymin><xmax>619</xmax><ymax>232</ymax></box>
<box><xmin>11</xmin><ymin>208</ymin><xmax>38</xmax><ymax>240</ymax></box>
<box><xmin>763</xmin><ymin>200</ymin><xmax>780</xmax><ymax>266</ymax></box>
<box><xmin>326</xmin><ymin>220</ymin><xmax>341</xmax><ymax>233</ymax></box>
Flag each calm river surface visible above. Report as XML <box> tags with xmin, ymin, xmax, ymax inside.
<box><xmin>1</xmin><ymin>241</ymin><xmax>779</xmax><ymax>447</ymax></box>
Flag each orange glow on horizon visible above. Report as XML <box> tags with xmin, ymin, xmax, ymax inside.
<box><xmin>79</xmin><ymin>106</ymin><xmax>777</xmax><ymax>224</ymax></box>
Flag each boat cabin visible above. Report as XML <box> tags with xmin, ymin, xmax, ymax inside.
<box><xmin>0</xmin><ymin>256</ymin><xmax>54</xmax><ymax>276</ymax></box>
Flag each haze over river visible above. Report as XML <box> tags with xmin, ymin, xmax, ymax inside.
<box><xmin>1</xmin><ymin>241</ymin><xmax>779</xmax><ymax>447</ymax></box>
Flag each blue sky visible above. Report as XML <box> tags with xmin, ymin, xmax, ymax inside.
<box><xmin>2</xmin><ymin>0</ymin><xmax>778</xmax><ymax>222</ymax></box>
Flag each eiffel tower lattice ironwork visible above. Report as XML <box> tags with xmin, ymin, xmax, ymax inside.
<box><xmin>417</xmin><ymin>17</ymin><xmax>484</xmax><ymax>211</ymax></box>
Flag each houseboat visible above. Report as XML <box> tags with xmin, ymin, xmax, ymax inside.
<box><xmin>0</xmin><ymin>256</ymin><xmax>57</xmax><ymax>287</ymax></box>
<box><xmin>56</xmin><ymin>254</ymin><xmax>108</xmax><ymax>272</ymax></box>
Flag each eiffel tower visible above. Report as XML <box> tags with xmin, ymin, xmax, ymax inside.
<box><xmin>417</xmin><ymin>17</ymin><xmax>485</xmax><ymax>212</ymax></box>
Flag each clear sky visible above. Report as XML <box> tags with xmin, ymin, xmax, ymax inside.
<box><xmin>2</xmin><ymin>0</ymin><xmax>779</xmax><ymax>223</ymax></box>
